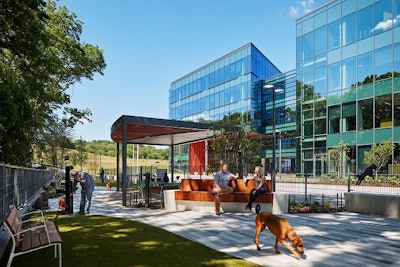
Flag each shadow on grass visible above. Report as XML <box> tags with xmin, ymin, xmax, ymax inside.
<box><xmin>1</xmin><ymin>212</ymin><xmax>261</xmax><ymax>267</ymax></box>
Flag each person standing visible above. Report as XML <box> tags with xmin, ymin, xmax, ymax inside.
<box><xmin>100</xmin><ymin>167</ymin><xmax>105</xmax><ymax>183</ymax></box>
<box><xmin>210</xmin><ymin>163</ymin><xmax>237</xmax><ymax>215</ymax></box>
<box><xmin>245</xmin><ymin>166</ymin><xmax>267</xmax><ymax>210</ymax></box>
<box><xmin>71</xmin><ymin>170</ymin><xmax>95</xmax><ymax>214</ymax></box>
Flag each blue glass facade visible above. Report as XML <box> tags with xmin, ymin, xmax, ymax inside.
<box><xmin>168</xmin><ymin>0</ymin><xmax>400</xmax><ymax>176</ymax></box>
<box><xmin>296</xmin><ymin>0</ymin><xmax>400</xmax><ymax>175</ymax></box>
<box><xmin>252</xmin><ymin>70</ymin><xmax>298</xmax><ymax>173</ymax></box>
<box><xmin>169</xmin><ymin>43</ymin><xmax>280</xmax><ymax>122</ymax></box>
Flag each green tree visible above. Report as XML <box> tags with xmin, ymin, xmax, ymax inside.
<box><xmin>328</xmin><ymin>141</ymin><xmax>349</xmax><ymax>177</ymax></box>
<box><xmin>0</xmin><ymin>0</ymin><xmax>106</xmax><ymax>166</ymax></box>
<box><xmin>71</xmin><ymin>138</ymin><xmax>88</xmax><ymax>171</ymax></box>
<box><xmin>34</xmin><ymin>115</ymin><xmax>75</xmax><ymax>168</ymax></box>
<box><xmin>209</xmin><ymin>112</ymin><xmax>260</xmax><ymax>177</ymax></box>
<box><xmin>363</xmin><ymin>139</ymin><xmax>394</xmax><ymax>178</ymax></box>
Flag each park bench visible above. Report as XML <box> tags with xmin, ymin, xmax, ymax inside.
<box><xmin>173</xmin><ymin>178</ymin><xmax>273</xmax><ymax>212</ymax></box>
<box><xmin>3</xmin><ymin>207</ymin><xmax>62</xmax><ymax>267</ymax></box>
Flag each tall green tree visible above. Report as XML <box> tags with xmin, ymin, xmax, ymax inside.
<box><xmin>363</xmin><ymin>139</ymin><xmax>394</xmax><ymax>178</ymax></box>
<box><xmin>71</xmin><ymin>138</ymin><xmax>88</xmax><ymax>171</ymax></box>
<box><xmin>209</xmin><ymin>112</ymin><xmax>261</xmax><ymax>177</ymax></box>
<box><xmin>328</xmin><ymin>141</ymin><xmax>349</xmax><ymax>177</ymax></box>
<box><xmin>0</xmin><ymin>0</ymin><xmax>106</xmax><ymax>166</ymax></box>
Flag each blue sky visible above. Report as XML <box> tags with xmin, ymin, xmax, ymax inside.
<box><xmin>60</xmin><ymin>0</ymin><xmax>329</xmax><ymax>141</ymax></box>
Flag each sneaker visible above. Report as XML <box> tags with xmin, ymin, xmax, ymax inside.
<box><xmin>209</xmin><ymin>191</ymin><xmax>217</xmax><ymax>196</ymax></box>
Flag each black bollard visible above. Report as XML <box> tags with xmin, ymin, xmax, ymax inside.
<box><xmin>65</xmin><ymin>166</ymin><xmax>74</xmax><ymax>214</ymax></box>
<box><xmin>145</xmin><ymin>172</ymin><xmax>150</xmax><ymax>208</ymax></box>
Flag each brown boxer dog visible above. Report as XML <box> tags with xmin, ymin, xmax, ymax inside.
<box><xmin>254</xmin><ymin>204</ymin><xmax>304</xmax><ymax>259</ymax></box>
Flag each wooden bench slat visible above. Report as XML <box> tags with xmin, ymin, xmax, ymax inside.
<box><xmin>4</xmin><ymin>207</ymin><xmax>62</xmax><ymax>266</ymax></box>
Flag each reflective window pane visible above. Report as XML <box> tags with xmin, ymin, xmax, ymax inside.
<box><xmin>358</xmin><ymin>6</ymin><xmax>374</xmax><ymax>40</ymax></box>
<box><xmin>328</xmin><ymin>4</ymin><xmax>341</xmax><ymax>23</ymax></box>
<box><xmin>374</xmin><ymin>0</ymin><xmax>393</xmax><ymax>34</ymax></box>
<box><xmin>395</xmin><ymin>93</ymin><xmax>400</xmax><ymax>126</ymax></box>
<box><xmin>328</xmin><ymin>62</ymin><xmax>340</xmax><ymax>92</ymax></box>
<box><xmin>358</xmin><ymin>52</ymin><xmax>374</xmax><ymax>85</ymax></box>
<box><xmin>315</xmin><ymin>10</ymin><xmax>327</xmax><ymax>28</ymax></box>
<box><xmin>315</xmin><ymin>66</ymin><xmax>327</xmax><ymax>96</ymax></box>
<box><xmin>394</xmin><ymin>43</ymin><xmax>400</xmax><ymax>75</ymax></box>
<box><xmin>314</xmin><ymin>26</ymin><xmax>327</xmax><ymax>55</ymax></box>
<box><xmin>342</xmin><ymin>0</ymin><xmax>356</xmax><ymax>16</ymax></box>
<box><xmin>328</xmin><ymin>105</ymin><xmax>341</xmax><ymax>133</ymax></box>
<box><xmin>375</xmin><ymin>94</ymin><xmax>393</xmax><ymax>128</ymax></box>
<box><xmin>395</xmin><ymin>0</ymin><xmax>400</xmax><ymax>28</ymax></box>
<box><xmin>375</xmin><ymin>45</ymin><xmax>393</xmax><ymax>81</ymax></box>
<box><xmin>342</xmin><ymin>57</ymin><xmax>357</xmax><ymax>89</ymax></box>
<box><xmin>328</xmin><ymin>20</ymin><xmax>341</xmax><ymax>50</ymax></box>
<box><xmin>342</xmin><ymin>12</ymin><xmax>356</xmax><ymax>45</ymax></box>
<box><xmin>342</xmin><ymin>102</ymin><xmax>356</xmax><ymax>131</ymax></box>
<box><xmin>358</xmin><ymin>98</ymin><xmax>373</xmax><ymax>130</ymax></box>
<box><xmin>302</xmin><ymin>32</ymin><xmax>314</xmax><ymax>60</ymax></box>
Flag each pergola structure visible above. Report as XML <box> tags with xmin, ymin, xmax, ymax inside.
<box><xmin>110</xmin><ymin>115</ymin><xmax>215</xmax><ymax>206</ymax></box>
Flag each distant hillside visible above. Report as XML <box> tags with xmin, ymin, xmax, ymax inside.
<box><xmin>70</xmin><ymin>140</ymin><xmax>170</xmax><ymax>174</ymax></box>
<box><xmin>79</xmin><ymin>152</ymin><xmax>169</xmax><ymax>174</ymax></box>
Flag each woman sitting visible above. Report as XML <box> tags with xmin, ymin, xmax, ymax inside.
<box><xmin>245</xmin><ymin>166</ymin><xmax>267</xmax><ymax>210</ymax></box>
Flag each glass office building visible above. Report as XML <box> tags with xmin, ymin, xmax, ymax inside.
<box><xmin>169</xmin><ymin>43</ymin><xmax>280</xmax><ymax>172</ymax></box>
<box><xmin>169</xmin><ymin>43</ymin><xmax>280</xmax><ymax>122</ymax></box>
<box><xmin>296</xmin><ymin>0</ymin><xmax>400</xmax><ymax>175</ymax></box>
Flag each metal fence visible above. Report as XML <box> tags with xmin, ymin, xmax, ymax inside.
<box><xmin>275</xmin><ymin>173</ymin><xmax>400</xmax><ymax>211</ymax></box>
<box><xmin>0</xmin><ymin>163</ymin><xmax>54</xmax><ymax>223</ymax></box>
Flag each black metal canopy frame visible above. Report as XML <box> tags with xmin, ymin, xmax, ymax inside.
<box><xmin>110</xmin><ymin>115</ymin><xmax>215</xmax><ymax>206</ymax></box>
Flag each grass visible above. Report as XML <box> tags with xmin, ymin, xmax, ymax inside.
<box><xmin>1</xmin><ymin>213</ymin><xmax>260</xmax><ymax>267</ymax></box>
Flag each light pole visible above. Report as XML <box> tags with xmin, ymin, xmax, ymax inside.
<box><xmin>263</xmin><ymin>84</ymin><xmax>283</xmax><ymax>192</ymax></box>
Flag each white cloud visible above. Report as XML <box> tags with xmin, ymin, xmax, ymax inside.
<box><xmin>372</xmin><ymin>14</ymin><xmax>400</xmax><ymax>32</ymax></box>
<box><xmin>289</xmin><ymin>6</ymin><xmax>299</xmax><ymax>17</ymax></box>
<box><xmin>288</xmin><ymin>0</ymin><xmax>318</xmax><ymax>18</ymax></box>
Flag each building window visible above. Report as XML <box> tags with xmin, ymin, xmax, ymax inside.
<box><xmin>302</xmin><ymin>32</ymin><xmax>314</xmax><ymax>60</ymax></box>
<box><xmin>395</xmin><ymin>0</ymin><xmax>400</xmax><ymax>28</ymax></box>
<box><xmin>314</xmin><ymin>26</ymin><xmax>327</xmax><ymax>55</ymax></box>
<box><xmin>315</xmin><ymin>66</ymin><xmax>327</xmax><ymax>97</ymax></box>
<box><xmin>342</xmin><ymin>56</ymin><xmax>357</xmax><ymax>89</ymax></box>
<box><xmin>328</xmin><ymin>19</ymin><xmax>341</xmax><ymax>50</ymax></box>
<box><xmin>342</xmin><ymin>12</ymin><xmax>356</xmax><ymax>46</ymax></box>
<box><xmin>374</xmin><ymin>0</ymin><xmax>393</xmax><ymax>34</ymax></box>
<box><xmin>358</xmin><ymin>51</ymin><xmax>374</xmax><ymax>85</ymax></box>
<box><xmin>375</xmin><ymin>45</ymin><xmax>393</xmax><ymax>81</ymax></box>
<box><xmin>375</xmin><ymin>94</ymin><xmax>392</xmax><ymax>128</ymax></box>
<box><xmin>395</xmin><ymin>93</ymin><xmax>400</xmax><ymax>126</ymax></box>
<box><xmin>342</xmin><ymin>102</ymin><xmax>356</xmax><ymax>132</ymax></box>
<box><xmin>328</xmin><ymin>105</ymin><xmax>340</xmax><ymax>133</ymax></box>
<box><xmin>358</xmin><ymin>98</ymin><xmax>373</xmax><ymax>130</ymax></box>
<box><xmin>328</xmin><ymin>62</ymin><xmax>340</xmax><ymax>92</ymax></box>
<box><xmin>358</xmin><ymin>5</ymin><xmax>374</xmax><ymax>40</ymax></box>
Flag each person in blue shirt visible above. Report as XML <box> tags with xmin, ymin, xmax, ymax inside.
<box><xmin>210</xmin><ymin>163</ymin><xmax>237</xmax><ymax>215</ymax></box>
<box><xmin>71</xmin><ymin>170</ymin><xmax>95</xmax><ymax>214</ymax></box>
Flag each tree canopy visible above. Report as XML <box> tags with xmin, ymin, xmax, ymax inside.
<box><xmin>209</xmin><ymin>112</ymin><xmax>261</xmax><ymax>177</ymax></box>
<box><xmin>0</xmin><ymin>0</ymin><xmax>106</xmax><ymax>166</ymax></box>
<box><xmin>328</xmin><ymin>141</ymin><xmax>349</xmax><ymax>177</ymax></box>
<box><xmin>363</xmin><ymin>139</ymin><xmax>394</xmax><ymax>174</ymax></box>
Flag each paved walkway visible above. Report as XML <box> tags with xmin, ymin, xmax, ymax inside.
<box><xmin>49</xmin><ymin>187</ymin><xmax>400</xmax><ymax>267</ymax></box>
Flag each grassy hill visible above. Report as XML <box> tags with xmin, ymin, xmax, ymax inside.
<box><xmin>79</xmin><ymin>153</ymin><xmax>169</xmax><ymax>174</ymax></box>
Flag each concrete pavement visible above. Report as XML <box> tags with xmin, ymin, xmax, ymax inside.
<box><xmin>49</xmin><ymin>187</ymin><xmax>400</xmax><ymax>267</ymax></box>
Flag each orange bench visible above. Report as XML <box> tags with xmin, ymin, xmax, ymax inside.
<box><xmin>4</xmin><ymin>207</ymin><xmax>62</xmax><ymax>267</ymax></box>
<box><xmin>175</xmin><ymin>178</ymin><xmax>273</xmax><ymax>203</ymax></box>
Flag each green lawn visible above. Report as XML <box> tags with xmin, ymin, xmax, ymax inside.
<box><xmin>1</xmin><ymin>213</ymin><xmax>260</xmax><ymax>267</ymax></box>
